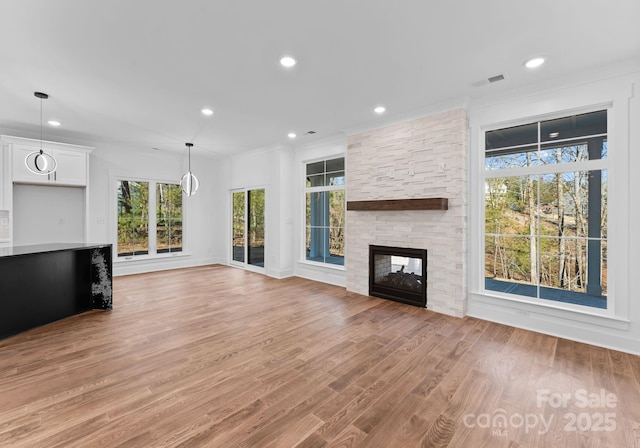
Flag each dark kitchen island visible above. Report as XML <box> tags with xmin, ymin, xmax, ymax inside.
<box><xmin>0</xmin><ymin>243</ymin><xmax>112</xmax><ymax>340</ymax></box>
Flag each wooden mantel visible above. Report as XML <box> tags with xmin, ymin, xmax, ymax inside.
<box><xmin>347</xmin><ymin>198</ymin><xmax>448</xmax><ymax>211</ymax></box>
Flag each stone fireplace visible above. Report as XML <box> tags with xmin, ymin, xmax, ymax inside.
<box><xmin>345</xmin><ymin>108</ymin><xmax>468</xmax><ymax>317</ymax></box>
<box><xmin>370</xmin><ymin>245</ymin><xmax>427</xmax><ymax>307</ymax></box>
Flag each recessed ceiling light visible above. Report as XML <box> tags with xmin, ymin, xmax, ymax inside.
<box><xmin>280</xmin><ymin>56</ymin><xmax>297</xmax><ymax>68</ymax></box>
<box><xmin>549</xmin><ymin>132</ymin><xmax>560</xmax><ymax>138</ymax></box>
<box><xmin>288</xmin><ymin>132</ymin><xmax>297</xmax><ymax>139</ymax></box>
<box><xmin>201</xmin><ymin>108</ymin><xmax>214</xmax><ymax>116</ymax></box>
<box><xmin>524</xmin><ymin>57</ymin><xmax>545</xmax><ymax>69</ymax></box>
<box><xmin>374</xmin><ymin>106</ymin><xmax>386</xmax><ymax>114</ymax></box>
<box><xmin>48</xmin><ymin>120</ymin><xmax>61</xmax><ymax>126</ymax></box>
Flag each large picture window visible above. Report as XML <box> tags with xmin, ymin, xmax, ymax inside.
<box><xmin>483</xmin><ymin>110</ymin><xmax>608</xmax><ymax>309</ymax></box>
<box><xmin>305</xmin><ymin>157</ymin><xmax>345</xmax><ymax>266</ymax></box>
<box><xmin>117</xmin><ymin>180</ymin><xmax>183</xmax><ymax>257</ymax></box>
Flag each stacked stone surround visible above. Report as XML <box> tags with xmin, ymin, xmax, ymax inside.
<box><xmin>346</xmin><ymin>108</ymin><xmax>468</xmax><ymax>317</ymax></box>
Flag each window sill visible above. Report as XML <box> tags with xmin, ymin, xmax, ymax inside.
<box><xmin>297</xmin><ymin>259</ymin><xmax>346</xmax><ymax>271</ymax></box>
<box><xmin>114</xmin><ymin>251</ymin><xmax>191</xmax><ymax>263</ymax></box>
<box><xmin>468</xmin><ymin>290</ymin><xmax>630</xmax><ymax>331</ymax></box>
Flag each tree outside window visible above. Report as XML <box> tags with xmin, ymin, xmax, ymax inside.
<box><xmin>117</xmin><ymin>180</ymin><xmax>149</xmax><ymax>256</ymax></box>
<box><xmin>117</xmin><ymin>180</ymin><xmax>183</xmax><ymax>257</ymax></box>
<box><xmin>484</xmin><ymin>110</ymin><xmax>608</xmax><ymax>309</ymax></box>
<box><xmin>305</xmin><ymin>157</ymin><xmax>345</xmax><ymax>266</ymax></box>
<box><xmin>156</xmin><ymin>183</ymin><xmax>182</xmax><ymax>253</ymax></box>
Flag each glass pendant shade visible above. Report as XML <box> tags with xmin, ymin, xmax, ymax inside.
<box><xmin>25</xmin><ymin>149</ymin><xmax>57</xmax><ymax>175</ymax></box>
<box><xmin>180</xmin><ymin>142</ymin><xmax>199</xmax><ymax>196</ymax></box>
<box><xmin>181</xmin><ymin>171</ymin><xmax>200</xmax><ymax>196</ymax></box>
<box><xmin>26</xmin><ymin>92</ymin><xmax>58</xmax><ymax>175</ymax></box>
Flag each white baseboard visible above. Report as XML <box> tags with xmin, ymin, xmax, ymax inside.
<box><xmin>113</xmin><ymin>256</ymin><xmax>220</xmax><ymax>277</ymax></box>
<box><xmin>295</xmin><ymin>261</ymin><xmax>347</xmax><ymax>287</ymax></box>
<box><xmin>468</xmin><ymin>293</ymin><xmax>640</xmax><ymax>356</ymax></box>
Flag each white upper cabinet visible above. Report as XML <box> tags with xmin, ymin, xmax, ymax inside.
<box><xmin>3</xmin><ymin>136</ymin><xmax>93</xmax><ymax>187</ymax></box>
<box><xmin>47</xmin><ymin>148</ymin><xmax>87</xmax><ymax>186</ymax></box>
<box><xmin>0</xmin><ymin>147</ymin><xmax>8</xmax><ymax>244</ymax></box>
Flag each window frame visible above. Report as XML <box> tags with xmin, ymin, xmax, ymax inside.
<box><xmin>482</xmin><ymin>114</ymin><xmax>609</xmax><ymax>312</ymax></box>
<box><xmin>229</xmin><ymin>186</ymin><xmax>266</xmax><ymax>274</ymax></box>
<box><xmin>155</xmin><ymin>182</ymin><xmax>183</xmax><ymax>254</ymax></box>
<box><xmin>114</xmin><ymin>177</ymin><xmax>187</xmax><ymax>261</ymax></box>
<box><xmin>302</xmin><ymin>156</ymin><xmax>346</xmax><ymax>268</ymax></box>
<box><xmin>467</xmin><ymin>76</ymin><xmax>637</xmax><ymax>346</ymax></box>
<box><xmin>476</xmin><ymin>104</ymin><xmax>623</xmax><ymax>320</ymax></box>
<box><xmin>117</xmin><ymin>179</ymin><xmax>150</xmax><ymax>257</ymax></box>
<box><xmin>478</xmin><ymin>110</ymin><xmax>616</xmax><ymax>316</ymax></box>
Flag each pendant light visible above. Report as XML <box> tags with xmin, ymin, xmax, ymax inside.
<box><xmin>25</xmin><ymin>92</ymin><xmax>58</xmax><ymax>175</ymax></box>
<box><xmin>180</xmin><ymin>142</ymin><xmax>199</xmax><ymax>196</ymax></box>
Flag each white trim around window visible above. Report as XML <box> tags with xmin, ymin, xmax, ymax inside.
<box><xmin>468</xmin><ymin>76</ymin><xmax>633</xmax><ymax>342</ymax></box>
<box><xmin>301</xmin><ymin>156</ymin><xmax>346</xmax><ymax>269</ymax></box>
<box><xmin>111</xmin><ymin>175</ymin><xmax>190</xmax><ymax>263</ymax></box>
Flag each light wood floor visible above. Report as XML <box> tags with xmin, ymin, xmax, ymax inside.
<box><xmin>1</xmin><ymin>265</ymin><xmax>639</xmax><ymax>447</ymax></box>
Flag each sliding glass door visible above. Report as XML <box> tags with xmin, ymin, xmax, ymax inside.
<box><xmin>247</xmin><ymin>189</ymin><xmax>265</xmax><ymax>267</ymax></box>
<box><xmin>232</xmin><ymin>191</ymin><xmax>245</xmax><ymax>263</ymax></box>
<box><xmin>231</xmin><ymin>188</ymin><xmax>265</xmax><ymax>268</ymax></box>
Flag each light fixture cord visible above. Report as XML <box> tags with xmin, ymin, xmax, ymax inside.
<box><xmin>188</xmin><ymin>145</ymin><xmax>192</xmax><ymax>173</ymax></box>
<box><xmin>40</xmin><ymin>96</ymin><xmax>43</xmax><ymax>153</ymax></box>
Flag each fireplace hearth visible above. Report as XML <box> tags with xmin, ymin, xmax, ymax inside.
<box><xmin>369</xmin><ymin>245</ymin><xmax>427</xmax><ymax>307</ymax></box>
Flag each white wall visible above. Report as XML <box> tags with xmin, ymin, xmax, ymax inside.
<box><xmin>218</xmin><ymin>145</ymin><xmax>295</xmax><ymax>279</ymax></box>
<box><xmin>13</xmin><ymin>184</ymin><xmax>85</xmax><ymax>245</ymax></box>
<box><xmin>87</xmin><ymin>143</ymin><xmax>221</xmax><ymax>276</ymax></box>
<box><xmin>278</xmin><ymin>148</ymin><xmax>296</xmax><ymax>277</ymax></box>
<box><xmin>0</xmin><ymin>133</ymin><xmax>223</xmax><ymax>275</ymax></box>
<box><xmin>467</xmin><ymin>68</ymin><xmax>640</xmax><ymax>354</ymax></box>
<box><xmin>293</xmin><ymin>137</ymin><xmax>347</xmax><ymax>287</ymax></box>
<box><xmin>218</xmin><ymin>137</ymin><xmax>348</xmax><ymax>284</ymax></box>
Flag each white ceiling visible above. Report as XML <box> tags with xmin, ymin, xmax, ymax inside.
<box><xmin>1</xmin><ymin>0</ymin><xmax>639</xmax><ymax>157</ymax></box>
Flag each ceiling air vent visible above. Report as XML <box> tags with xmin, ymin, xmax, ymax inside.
<box><xmin>488</xmin><ymin>74</ymin><xmax>505</xmax><ymax>83</ymax></box>
<box><xmin>472</xmin><ymin>73</ymin><xmax>507</xmax><ymax>87</ymax></box>
<box><xmin>306</xmin><ymin>130</ymin><xmax>317</xmax><ymax>135</ymax></box>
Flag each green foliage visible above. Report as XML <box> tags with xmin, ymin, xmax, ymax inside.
<box><xmin>156</xmin><ymin>183</ymin><xmax>182</xmax><ymax>252</ymax></box>
<box><xmin>485</xmin><ymin>169</ymin><xmax>607</xmax><ymax>295</ymax></box>
<box><xmin>305</xmin><ymin>190</ymin><xmax>345</xmax><ymax>258</ymax></box>
<box><xmin>231</xmin><ymin>189</ymin><xmax>265</xmax><ymax>264</ymax></box>
<box><xmin>117</xmin><ymin>181</ymin><xmax>183</xmax><ymax>255</ymax></box>
<box><xmin>117</xmin><ymin>180</ymin><xmax>149</xmax><ymax>255</ymax></box>
<box><xmin>248</xmin><ymin>189</ymin><xmax>265</xmax><ymax>247</ymax></box>
<box><xmin>232</xmin><ymin>191</ymin><xmax>245</xmax><ymax>248</ymax></box>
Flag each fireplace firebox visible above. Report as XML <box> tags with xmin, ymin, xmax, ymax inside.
<box><xmin>369</xmin><ymin>245</ymin><xmax>427</xmax><ymax>307</ymax></box>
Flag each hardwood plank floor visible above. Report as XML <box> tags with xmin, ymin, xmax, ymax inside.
<box><xmin>1</xmin><ymin>265</ymin><xmax>639</xmax><ymax>447</ymax></box>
